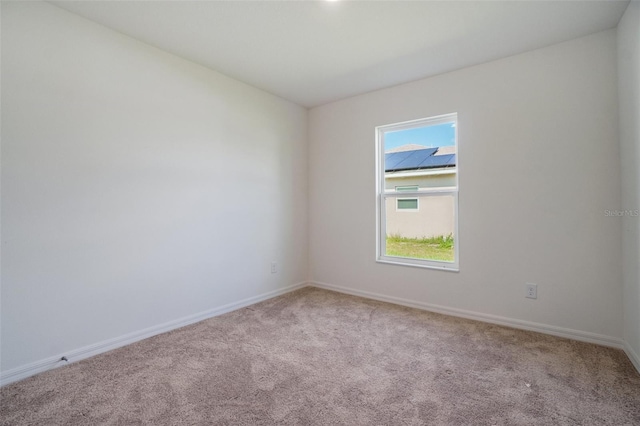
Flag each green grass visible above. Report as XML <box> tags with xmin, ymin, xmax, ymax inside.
<box><xmin>386</xmin><ymin>234</ymin><xmax>454</xmax><ymax>262</ymax></box>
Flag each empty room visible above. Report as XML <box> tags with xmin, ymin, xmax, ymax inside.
<box><xmin>1</xmin><ymin>0</ymin><xmax>639</xmax><ymax>424</ymax></box>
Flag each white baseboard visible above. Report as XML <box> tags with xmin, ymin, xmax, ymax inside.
<box><xmin>624</xmin><ymin>342</ymin><xmax>640</xmax><ymax>374</ymax></box>
<box><xmin>309</xmin><ymin>281</ymin><xmax>625</xmax><ymax>350</ymax></box>
<box><xmin>4</xmin><ymin>280</ymin><xmax>636</xmax><ymax>387</ymax></box>
<box><xmin>0</xmin><ymin>282</ymin><xmax>307</xmax><ymax>387</ymax></box>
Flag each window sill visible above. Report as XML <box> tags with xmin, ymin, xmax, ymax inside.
<box><xmin>376</xmin><ymin>257</ymin><xmax>459</xmax><ymax>272</ymax></box>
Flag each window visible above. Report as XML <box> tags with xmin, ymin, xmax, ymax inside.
<box><xmin>376</xmin><ymin>113</ymin><xmax>459</xmax><ymax>270</ymax></box>
<box><xmin>396</xmin><ymin>186</ymin><xmax>419</xmax><ymax>211</ymax></box>
<box><xmin>397</xmin><ymin>198</ymin><xmax>418</xmax><ymax>211</ymax></box>
<box><xmin>396</xmin><ymin>186</ymin><xmax>419</xmax><ymax>191</ymax></box>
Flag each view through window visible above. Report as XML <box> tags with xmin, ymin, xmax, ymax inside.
<box><xmin>376</xmin><ymin>113</ymin><xmax>458</xmax><ymax>270</ymax></box>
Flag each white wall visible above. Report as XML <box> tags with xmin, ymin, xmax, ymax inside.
<box><xmin>309</xmin><ymin>30</ymin><xmax>622</xmax><ymax>342</ymax></box>
<box><xmin>618</xmin><ymin>0</ymin><xmax>640</xmax><ymax>370</ymax></box>
<box><xmin>1</xmin><ymin>2</ymin><xmax>307</xmax><ymax>375</ymax></box>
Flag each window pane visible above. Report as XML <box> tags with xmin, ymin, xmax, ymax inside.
<box><xmin>384</xmin><ymin>121</ymin><xmax>456</xmax><ymax>193</ymax></box>
<box><xmin>396</xmin><ymin>185</ymin><xmax>419</xmax><ymax>192</ymax></box>
<box><xmin>377</xmin><ymin>113</ymin><xmax>458</xmax><ymax>270</ymax></box>
<box><xmin>397</xmin><ymin>198</ymin><xmax>418</xmax><ymax>210</ymax></box>
<box><xmin>385</xmin><ymin>194</ymin><xmax>455</xmax><ymax>262</ymax></box>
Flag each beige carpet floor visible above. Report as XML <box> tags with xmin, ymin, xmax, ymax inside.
<box><xmin>1</xmin><ymin>287</ymin><xmax>639</xmax><ymax>425</ymax></box>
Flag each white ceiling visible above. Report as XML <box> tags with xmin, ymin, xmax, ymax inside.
<box><xmin>51</xmin><ymin>0</ymin><xmax>629</xmax><ymax>108</ymax></box>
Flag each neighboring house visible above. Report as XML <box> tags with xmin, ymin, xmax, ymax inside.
<box><xmin>385</xmin><ymin>145</ymin><xmax>456</xmax><ymax>239</ymax></box>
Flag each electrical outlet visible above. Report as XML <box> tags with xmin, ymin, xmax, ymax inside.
<box><xmin>271</xmin><ymin>262</ymin><xmax>277</xmax><ymax>274</ymax></box>
<box><xmin>525</xmin><ymin>283</ymin><xmax>537</xmax><ymax>299</ymax></box>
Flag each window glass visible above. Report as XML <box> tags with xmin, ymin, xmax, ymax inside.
<box><xmin>376</xmin><ymin>114</ymin><xmax>458</xmax><ymax>270</ymax></box>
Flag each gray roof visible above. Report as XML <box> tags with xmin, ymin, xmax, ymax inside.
<box><xmin>385</xmin><ymin>147</ymin><xmax>456</xmax><ymax>172</ymax></box>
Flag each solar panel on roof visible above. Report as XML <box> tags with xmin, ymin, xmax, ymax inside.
<box><xmin>393</xmin><ymin>148</ymin><xmax>437</xmax><ymax>171</ymax></box>
<box><xmin>385</xmin><ymin>148</ymin><xmax>438</xmax><ymax>172</ymax></box>
<box><xmin>417</xmin><ymin>154</ymin><xmax>455</xmax><ymax>169</ymax></box>
<box><xmin>384</xmin><ymin>151</ymin><xmax>415</xmax><ymax>170</ymax></box>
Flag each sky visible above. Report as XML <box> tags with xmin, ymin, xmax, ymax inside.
<box><xmin>384</xmin><ymin>122</ymin><xmax>456</xmax><ymax>151</ymax></box>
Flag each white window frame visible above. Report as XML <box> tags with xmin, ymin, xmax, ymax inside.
<box><xmin>375</xmin><ymin>113</ymin><xmax>459</xmax><ymax>271</ymax></box>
